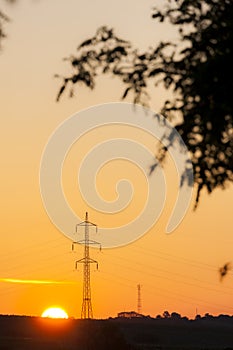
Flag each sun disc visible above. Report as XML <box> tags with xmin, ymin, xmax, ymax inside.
<box><xmin>41</xmin><ymin>307</ymin><xmax>68</xmax><ymax>319</ymax></box>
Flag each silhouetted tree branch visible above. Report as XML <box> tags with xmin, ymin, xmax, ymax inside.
<box><xmin>219</xmin><ymin>262</ymin><xmax>232</xmax><ymax>281</ymax></box>
<box><xmin>0</xmin><ymin>0</ymin><xmax>17</xmax><ymax>49</ymax></box>
<box><xmin>0</xmin><ymin>9</ymin><xmax>9</xmax><ymax>47</ymax></box>
<box><xmin>57</xmin><ymin>0</ymin><xmax>233</xmax><ymax>206</ymax></box>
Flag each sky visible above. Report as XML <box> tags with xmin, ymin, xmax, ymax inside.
<box><xmin>0</xmin><ymin>0</ymin><xmax>233</xmax><ymax>319</ymax></box>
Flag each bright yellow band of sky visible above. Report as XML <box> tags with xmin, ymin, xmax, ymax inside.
<box><xmin>0</xmin><ymin>278</ymin><xmax>76</xmax><ymax>285</ymax></box>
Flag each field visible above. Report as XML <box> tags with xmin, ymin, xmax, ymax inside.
<box><xmin>0</xmin><ymin>315</ymin><xmax>233</xmax><ymax>349</ymax></box>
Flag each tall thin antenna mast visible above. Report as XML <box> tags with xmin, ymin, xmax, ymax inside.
<box><xmin>72</xmin><ymin>212</ymin><xmax>100</xmax><ymax>319</ymax></box>
<box><xmin>137</xmin><ymin>284</ymin><xmax>142</xmax><ymax>314</ymax></box>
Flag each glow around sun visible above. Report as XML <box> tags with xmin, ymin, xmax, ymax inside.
<box><xmin>41</xmin><ymin>307</ymin><xmax>68</xmax><ymax>319</ymax></box>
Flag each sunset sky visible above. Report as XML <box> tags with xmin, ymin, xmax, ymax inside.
<box><xmin>0</xmin><ymin>0</ymin><xmax>233</xmax><ymax>319</ymax></box>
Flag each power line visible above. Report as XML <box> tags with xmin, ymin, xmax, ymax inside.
<box><xmin>101</xmin><ymin>252</ymin><xmax>233</xmax><ymax>297</ymax></box>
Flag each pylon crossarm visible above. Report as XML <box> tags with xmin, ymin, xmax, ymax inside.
<box><xmin>74</xmin><ymin>239</ymin><xmax>86</xmax><ymax>245</ymax></box>
<box><xmin>88</xmin><ymin>258</ymin><xmax>98</xmax><ymax>264</ymax></box>
<box><xmin>89</xmin><ymin>259</ymin><xmax>98</xmax><ymax>270</ymax></box>
<box><xmin>75</xmin><ymin>260</ymin><xmax>84</xmax><ymax>269</ymax></box>
<box><xmin>86</xmin><ymin>221</ymin><xmax>98</xmax><ymax>230</ymax></box>
<box><xmin>72</xmin><ymin>241</ymin><xmax>85</xmax><ymax>252</ymax></box>
<box><xmin>76</xmin><ymin>221</ymin><xmax>97</xmax><ymax>227</ymax></box>
<box><xmin>74</xmin><ymin>239</ymin><xmax>100</xmax><ymax>245</ymax></box>
<box><xmin>76</xmin><ymin>220</ymin><xmax>86</xmax><ymax>226</ymax></box>
<box><xmin>88</xmin><ymin>240</ymin><xmax>101</xmax><ymax>249</ymax></box>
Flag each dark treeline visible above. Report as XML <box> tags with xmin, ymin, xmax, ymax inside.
<box><xmin>0</xmin><ymin>315</ymin><xmax>132</xmax><ymax>349</ymax></box>
<box><xmin>1</xmin><ymin>314</ymin><xmax>233</xmax><ymax>349</ymax></box>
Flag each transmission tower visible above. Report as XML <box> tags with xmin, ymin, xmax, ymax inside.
<box><xmin>72</xmin><ymin>212</ymin><xmax>100</xmax><ymax>319</ymax></box>
<box><xmin>137</xmin><ymin>284</ymin><xmax>142</xmax><ymax>314</ymax></box>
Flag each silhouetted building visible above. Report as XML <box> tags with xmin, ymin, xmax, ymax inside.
<box><xmin>117</xmin><ymin>311</ymin><xmax>145</xmax><ymax>319</ymax></box>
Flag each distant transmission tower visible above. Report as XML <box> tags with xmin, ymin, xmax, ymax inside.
<box><xmin>72</xmin><ymin>212</ymin><xmax>100</xmax><ymax>319</ymax></box>
<box><xmin>137</xmin><ymin>284</ymin><xmax>142</xmax><ymax>314</ymax></box>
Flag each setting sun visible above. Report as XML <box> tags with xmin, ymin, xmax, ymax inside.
<box><xmin>41</xmin><ymin>307</ymin><xmax>68</xmax><ymax>319</ymax></box>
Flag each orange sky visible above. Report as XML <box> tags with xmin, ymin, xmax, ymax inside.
<box><xmin>0</xmin><ymin>0</ymin><xmax>233</xmax><ymax>319</ymax></box>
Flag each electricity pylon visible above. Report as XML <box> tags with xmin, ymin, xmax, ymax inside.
<box><xmin>137</xmin><ymin>284</ymin><xmax>142</xmax><ymax>314</ymax></box>
<box><xmin>72</xmin><ymin>212</ymin><xmax>100</xmax><ymax>319</ymax></box>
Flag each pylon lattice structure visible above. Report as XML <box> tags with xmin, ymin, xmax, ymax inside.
<box><xmin>137</xmin><ymin>284</ymin><xmax>142</xmax><ymax>314</ymax></box>
<box><xmin>72</xmin><ymin>212</ymin><xmax>100</xmax><ymax>319</ymax></box>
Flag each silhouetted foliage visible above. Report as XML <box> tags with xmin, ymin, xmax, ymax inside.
<box><xmin>0</xmin><ymin>0</ymin><xmax>17</xmax><ymax>49</ymax></box>
<box><xmin>171</xmin><ymin>312</ymin><xmax>181</xmax><ymax>319</ymax></box>
<box><xmin>219</xmin><ymin>262</ymin><xmax>232</xmax><ymax>281</ymax></box>
<box><xmin>163</xmin><ymin>310</ymin><xmax>171</xmax><ymax>318</ymax></box>
<box><xmin>0</xmin><ymin>9</ymin><xmax>9</xmax><ymax>47</ymax></box>
<box><xmin>57</xmin><ymin>0</ymin><xmax>233</xmax><ymax>205</ymax></box>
